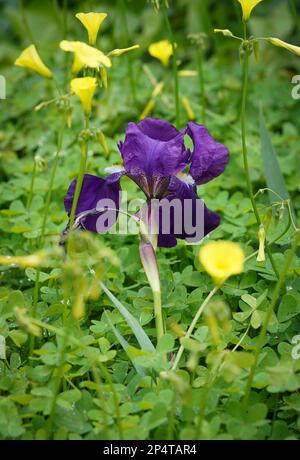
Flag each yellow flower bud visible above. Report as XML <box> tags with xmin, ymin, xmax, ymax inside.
<box><xmin>96</xmin><ymin>130</ymin><xmax>109</xmax><ymax>155</ymax></box>
<box><xmin>0</xmin><ymin>251</ymin><xmax>47</xmax><ymax>268</ymax></box>
<box><xmin>109</xmin><ymin>45</ymin><xmax>140</xmax><ymax>57</ymax></box>
<box><xmin>181</xmin><ymin>96</ymin><xmax>196</xmax><ymax>120</ymax></box>
<box><xmin>237</xmin><ymin>0</ymin><xmax>263</xmax><ymax>22</ymax></box>
<box><xmin>199</xmin><ymin>241</ymin><xmax>245</xmax><ymax>286</ymax></box>
<box><xmin>15</xmin><ymin>45</ymin><xmax>52</xmax><ymax>78</ymax></box>
<box><xmin>268</xmin><ymin>37</ymin><xmax>300</xmax><ymax>57</ymax></box>
<box><xmin>71</xmin><ymin>77</ymin><xmax>97</xmax><ymax>115</ymax></box>
<box><xmin>140</xmin><ymin>99</ymin><xmax>156</xmax><ymax>120</ymax></box>
<box><xmin>178</xmin><ymin>70</ymin><xmax>198</xmax><ymax>77</ymax></box>
<box><xmin>214</xmin><ymin>29</ymin><xmax>234</xmax><ymax>37</ymax></box>
<box><xmin>99</xmin><ymin>67</ymin><xmax>108</xmax><ymax>88</ymax></box>
<box><xmin>148</xmin><ymin>40</ymin><xmax>173</xmax><ymax>67</ymax></box>
<box><xmin>257</xmin><ymin>225</ymin><xmax>266</xmax><ymax>262</ymax></box>
<box><xmin>75</xmin><ymin>12</ymin><xmax>107</xmax><ymax>46</ymax></box>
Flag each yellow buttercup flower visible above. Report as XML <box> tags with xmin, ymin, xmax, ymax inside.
<box><xmin>15</xmin><ymin>44</ymin><xmax>52</xmax><ymax>78</ymax></box>
<box><xmin>199</xmin><ymin>241</ymin><xmax>245</xmax><ymax>286</ymax></box>
<box><xmin>76</xmin><ymin>12</ymin><xmax>107</xmax><ymax>45</ymax></box>
<box><xmin>148</xmin><ymin>40</ymin><xmax>173</xmax><ymax>67</ymax></box>
<box><xmin>268</xmin><ymin>38</ymin><xmax>300</xmax><ymax>57</ymax></box>
<box><xmin>236</xmin><ymin>0</ymin><xmax>263</xmax><ymax>22</ymax></box>
<box><xmin>71</xmin><ymin>77</ymin><xmax>97</xmax><ymax>115</ymax></box>
<box><xmin>60</xmin><ymin>40</ymin><xmax>112</xmax><ymax>73</ymax></box>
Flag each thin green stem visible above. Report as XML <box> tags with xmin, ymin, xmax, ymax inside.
<box><xmin>197</xmin><ymin>49</ymin><xmax>206</xmax><ymax>123</ymax></box>
<box><xmin>240</xmin><ymin>38</ymin><xmax>279</xmax><ymax>279</ymax></box>
<box><xmin>19</xmin><ymin>0</ymin><xmax>36</xmax><ymax>46</ymax></box>
<box><xmin>29</xmin><ymin>110</ymin><xmax>67</xmax><ymax>356</ymax></box>
<box><xmin>46</xmin><ymin>330</ymin><xmax>68</xmax><ymax>439</ymax></box>
<box><xmin>153</xmin><ymin>289</ymin><xmax>164</xmax><ymax>343</ymax></box>
<box><xmin>163</xmin><ymin>5</ymin><xmax>180</xmax><ymax>128</ymax></box>
<box><xmin>243</xmin><ymin>231</ymin><xmax>300</xmax><ymax>408</ymax></box>
<box><xmin>62</xmin><ymin>0</ymin><xmax>68</xmax><ymax>38</ymax></box>
<box><xmin>26</xmin><ymin>159</ymin><xmax>37</xmax><ymax>210</ymax></box>
<box><xmin>172</xmin><ymin>285</ymin><xmax>219</xmax><ymax>370</ymax></box>
<box><xmin>120</xmin><ymin>0</ymin><xmax>137</xmax><ymax>105</ymax></box>
<box><xmin>67</xmin><ymin>119</ymin><xmax>89</xmax><ymax>255</ymax></box>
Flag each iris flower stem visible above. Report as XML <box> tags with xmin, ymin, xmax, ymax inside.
<box><xmin>153</xmin><ymin>289</ymin><xmax>164</xmax><ymax>343</ymax></box>
<box><xmin>197</xmin><ymin>49</ymin><xmax>206</xmax><ymax>124</ymax></box>
<box><xmin>243</xmin><ymin>230</ymin><xmax>300</xmax><ymax>408</ymax></box>
<box><xmin>240</xmin><ymin>30</ymin><xmax>279</xmax><ymax>280</ymax></box>
<box><xmin>162</xmin><ymin>4</ymin><xmax>180</xmax><ymax>129</ymax></box>
<box><xmin>29</xmin><ymin>110</ymin><xmax>67</xmax><ymax>356</ymax></box>
<box><xmin>172</xmin><ymin>285</ymin><xmax>219</xmax><ymax>371</ymax></box>
<box><xmin>67</xmin><ymin>116</ymin><xmax>89</xmax><ymax>256</ymax></box>
<box><xmin>26</xmin><ymin>158</ymin><xmax>37</xmax><ymax>210</ymax></box>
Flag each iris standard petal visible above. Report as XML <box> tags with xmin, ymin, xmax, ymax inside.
<box><xmin>64</xmin><ymin>173</ymin><xmax>121</xmax><ymax>233</ymax></box>
<box><xmin>187</xmin><ymin>122</ymin><xmax>229</xmax><ymax>185</ymax></box>
<box><xmin>157</xmin><ymin>176</ymin><xmax>220</xmax><ymax>248</ymax></box>
<box><xmin>118</xmin><ymin>118</ymin><xmax>189</xmax><ymax>198</ymax></box>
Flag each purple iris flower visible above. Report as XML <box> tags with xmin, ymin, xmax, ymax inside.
<box><xmin>64</xmin><ymin>118</ymin><xmax>229</xmax><ymax>248</ymax></box>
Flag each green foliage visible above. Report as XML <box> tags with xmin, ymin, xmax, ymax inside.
<box><xmin>0</xmin><ymin>0</ymin><xmax>299</xmax><ymax>442</ymax></box>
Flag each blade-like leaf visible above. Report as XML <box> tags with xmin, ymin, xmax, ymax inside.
<box><xmin>104</xmin><ymin>311</ymin><xmax>146</xmax><ymax>376</ymax></box>
<box><xmin>100</xmin><ymin>281</ymin><xmax>155</xmax><ymax>352</ymax></box>
<box><xmin>260</xmin><ymin>107</ymin><xmax>290</xmax><ymax>204</ymax></box>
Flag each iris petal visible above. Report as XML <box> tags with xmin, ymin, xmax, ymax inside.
<box><xmin>118</xmin><ymin>118</ymin><xmax>189</xmax><ymax>198</ymax></box>
<box><xmin>187</xmin><ymin>122</ymin><xmax>229</xmax><ymax>185</ymax></box>
<box><xmin>157</xmin><ymin>176</ymin><xmax>220</xmax><ymax>248</ymax></box>
<box><xmin>64</xmin><ymin>173</ymin><xmax>121</xmax><ymax>233</ymax></box>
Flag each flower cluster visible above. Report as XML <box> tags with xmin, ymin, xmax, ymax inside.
<box><xmin>14</xmin><ymin>11</ymin><xmax>139</xmax><ymax>116</ymax></box>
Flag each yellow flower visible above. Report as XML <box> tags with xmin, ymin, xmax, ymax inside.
<box><xmin>76</xmin><ymin>12</ymin><xmax>107</xmax><ymax>45</ymax></box>
<box><xmin>60</xmin><ymin>40</ymin><xmax>111</xmax><ymax>73</ymax></box>
<box><xmin>236</xmin><ymin>0</ymin><xmax>263</xmax><ymax>22</ymax></box>
<box><xmin>268</xmin><ymin>37</ymin><xmax>300</xmax><ymax>57</ymax></box>
<box><xmin>148</xmin><ymin>40</ymin><xmax>173</xmax><ymax>67</ymax></box>
<box><xmin>71</xmin><ymin>77</ymin><xmax>97</xmax><ymax>115</ymax></box>
<box><xmin>14</xmin><ymin>44</ymin><xmax>52</xmax><ymax>78</ymax></box>
<box><xmin>109</xmin><ymin>45</ymin><xmax>140</xmax><ymax>57</ymax></box>
<box><xmin>199</xmin><ymin>241</ymin><xmax>245</xmax><ymax>286</ymax></box>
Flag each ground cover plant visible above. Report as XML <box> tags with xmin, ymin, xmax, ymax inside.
<box><xmin>0</xmin><ymin>0</ymin><xmax>299</xmax><ymax>441</ymax></box>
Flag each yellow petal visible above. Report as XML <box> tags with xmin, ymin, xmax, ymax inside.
<box><xmin>268</xmin><ymin>37</ymin><xmax>300</xmax><ymax>57</ymax></box>
<box><xmin>71</xmin><ymin>77</ymin><xmax>97</xmax><ymax>115</ymax></box>
<box><xmin>75</xmin><ymin>12</ymin><xmax>107</xmax><ymax>45</ymax></box>
<box><xmin>60</xmin><ymin>40</ymin><xmax>112</xmax><ymax>70</ymax></box>
<box><xmin>148</xmin><ymin>40</ymin><xmax>173</xmax><ymax>67</ymax></box>
<box><xmin>15</xmin><ymin>44</ymin><xmax>52</xmax><ymax>78</ymax></box>
<box><xmin>72</xmin><ymin>54</ymin><xmax>84</xmax><ymax>74</ymax></box>
<box><xmin>199</xmin><ymin>241</ymin><xmax>245</xmax><ymax>286</ymax></box>
<box><xmin>109</xmin><ymin>45</ymin><xmax>140</xmax><ymax>57</ymax></box>
<box><xmin>237</xmin><ymin>0</ymin><xmax>263</xmax><ymax>22</ymax></box>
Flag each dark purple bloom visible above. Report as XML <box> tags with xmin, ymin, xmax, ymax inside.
<box><xmin>63</xmin><ymin>118</ymin><xmax>229</xmax><ymax>248</ymax></box>
<box><xmin>64</xmin><ymin>174</ymin><xmax>121</xmax><ymax>233</ymax></box>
